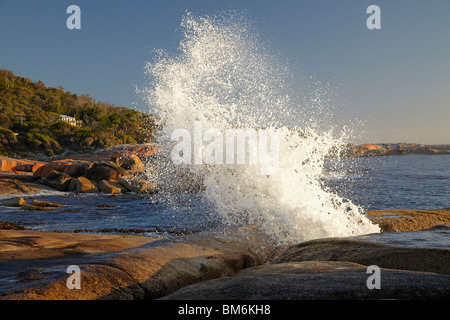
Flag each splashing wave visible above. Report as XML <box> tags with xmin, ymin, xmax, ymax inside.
<box><xmin>142</xmin><ymin>11</ymin><xmax>379</xmax><ymax>245</ymax></box>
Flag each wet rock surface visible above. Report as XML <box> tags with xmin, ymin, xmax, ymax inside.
<box><xmin>367</xmin><ymin>209</ymin><xmax>450</xmax><ymax>232</ymax></box>
<box><xmin>0</xmin><ymin>225</ymin><xmax>448</xmax><ymax>300</ymax></box>
<box><xmin>0</xmin><ymin>226</ymin><xmax>276</xmax><ymax>300</ymax></box>
<box><xmin>161</xmin><ymin>261</ymin><xmax>450</xmax><ymax>300</ymax></box>
<box><xmin>162</xmin><ymin>229</ymin><xmax>450</xmax><ymax>300</ymax></box>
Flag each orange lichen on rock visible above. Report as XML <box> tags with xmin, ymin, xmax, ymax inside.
<box><xmin>366</xmin><ymin>209</ymin><xmax>450</xmax><ymax>232</ymax></box>
<box><xmin>361</xmin><ymin>144</ymin><xmax>382</xmax><ymax>150</ymax></box>
<box><xmin>33</xmin><ymin>160</ymin><xmax>74</xmax><ymax>178</ymax></box>
<box><xmin>0</xmin><ymin>156</ymin><xmax>46</xmax><ymax>173</ymax></box>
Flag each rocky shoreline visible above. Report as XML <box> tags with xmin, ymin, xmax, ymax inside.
<box><xmin>0</xmin><ymin>195</ymin><xmax>449</xmax><ymax>300</ymax></box>
<box><xmin>340</xmin><ymin>143</ymin><xmax>450</xmax><ymax>157</ymax></box>
<box><xmin>0</xmin><ymin>221</ymin><xmax>448</xmax><ymax>300</ymax></box>
<box><xmin>0</xmin><ymin>145</ymin><xmax>449</xmax><ymax>300</ymax></box>
<box><xmin>0</xmin><ymin>144</ymin><xmax>160</xmax><ymax>199</ymax></box>
<box><xmin>1</xmin><ymin>142</ymin><xmax>448</xmax><ymax>197</ymax></box>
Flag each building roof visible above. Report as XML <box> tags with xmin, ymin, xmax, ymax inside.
<box><xmin>60</xmin><ymin>114</ymin><xmax>75</xmax><ymax>120</ymax></box>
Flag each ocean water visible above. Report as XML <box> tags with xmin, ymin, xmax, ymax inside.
<box><xmin>0</xmin><ymin>154</ymin><xmax>448</xmax><ymax>241</ymax></box>
<box><xmin>322</xmin><ymin>154</ymin><xmax>450</xmax><ymax>211</ymax></box>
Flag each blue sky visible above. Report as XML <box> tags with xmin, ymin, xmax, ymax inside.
<box><xmin>0</xmin><ymin>0</ymin><xmax>449</xmax><ymax>144</ymax></box>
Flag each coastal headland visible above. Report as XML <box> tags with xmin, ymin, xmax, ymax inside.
<box><xmin>340</xmin><ymin>143</ymin><xmax>450</xmax><ymax>157</ymax></box>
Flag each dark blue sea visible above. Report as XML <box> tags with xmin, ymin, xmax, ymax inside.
<box><xmin>322</xmin><ymin>154</ymin><xmax>449</xmax><ymax>211</ymax></box>
<box><xmin>0</xmin><ymin>154</ymin><xmax>448</xmax><ymax>239</ymax></box>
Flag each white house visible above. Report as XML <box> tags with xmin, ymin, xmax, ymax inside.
<box><xmin>59</xmin><ymin>115</ymin><xmax>83</xmax><ymax>127</ymax></box>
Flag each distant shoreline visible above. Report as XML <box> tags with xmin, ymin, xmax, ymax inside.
<box><xmin>339</xmin><ymin>142</ymin><xmax>450</xmax><ymax>157</ymax></box>
<box><xmin>0</xmin><ymin>142</ymin><xmax>448</xmax><ymax>198</ymax></box>
<box><xmin>3</xmin><ymin>142</ymin><xmax>449</xmax><ymax>162</ymax></box>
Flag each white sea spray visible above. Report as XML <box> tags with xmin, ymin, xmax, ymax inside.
<box><xmin>141</xmin><ymin>11</ymin><xmax>380</xmax><ymax>245</ymax></box>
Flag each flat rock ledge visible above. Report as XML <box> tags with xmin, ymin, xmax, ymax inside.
<box><xmin>0</xmin><ymin>226</ymin><xmax>276</xmax><ymax>300</ymax></box>
<box><xmin>367</xmin><ymin>209</ymin><xmax>450</xmax><ymax>232</ymax></box>
<box><xmin>1</xmin><ymin>225</ymin><xmax>449</xmax><ymax>300</ymax></box>
<box><xmin>162</xmin><ymin>235</ymin><xmax>450</xmax><ymax>300</ymax></box>
<box><xmin>161</xmin><ymin>260</ymin><xmax>450</xmax><ymax>300</ymax></box>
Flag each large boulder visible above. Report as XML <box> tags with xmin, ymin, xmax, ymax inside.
<box><xmin>33</xmin><ymin>160</ymin><xmax>74</xmax><ymax>178</ymax></box>
<box><xmin>86</xmin><ymin>164</ymin><xmax>118</xmax><ymax>182</ymax></box>
<box><xmin>98</xmin><ymin>180</ymin><xmax>125</xmax><ymax>194</ymax></box>
<box><xmin>117</xmin><ymin>155</ymin><xmax>146</xmax><ymax>173</ymax></box>
<box><xmin>43</xmin><ymin>171</ymin><xmax>72</xmax><ymax>191</ymax></box>
<box><xmin>75</xmin><ymin>176</ymin><xmax>98</xmax><ymax>193</ymax></box>
<box><xmin>117</xmin><ymin>177</ymin><xmax>156</xmax><ymax>193</ymax></box>
<box><xmin>67</xmin><ymin>178</ymin><xmax>77</xmax><ymax>192</ymax></box>
<box><xmin>64</xmin><ymin>162</ymin><xmax>93</xmax><ymax>178</ymax></box>
<box><xmin>86</xmin><ymin>162</ymin><xmax>131</xmax><ymax>182</ymax></box>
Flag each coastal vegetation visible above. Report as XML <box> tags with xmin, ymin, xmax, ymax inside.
<box><xmin>0</xmin><ymin>69</ymin><xmax>156</xmax><ymax>157</ymax></box>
